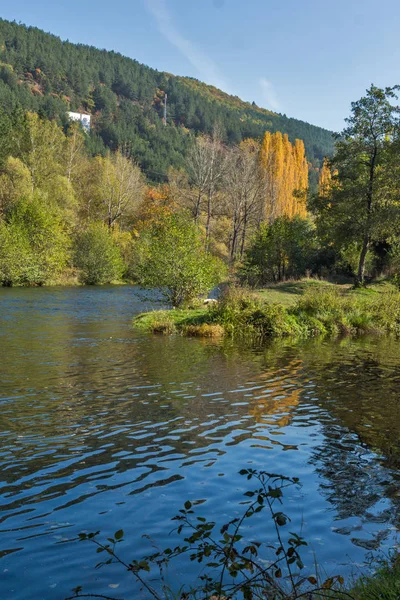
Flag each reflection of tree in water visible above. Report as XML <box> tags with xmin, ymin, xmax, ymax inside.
<box><xmin>231</xmin><ymin>337</ymin><xmax>400</xmax><ymax>549</ymax></box>
<box><xmin>310</xmin><ymin>423</ymin><xmax>399</xmax><ymax>547</ymax></box>
<box><xmin>250</xmin><ymin>336</ymin><xmax>400</xmax><ymax>467</ymax></box>
<box><xmin>249</xmin><ymin>360</ymin><xmax>302</xmax><ymax>426</ymax></box>
<box><xmin>299</xmin><ymin>338</ymin><xmax>400</xmax><ymax>469</ymax></box>
<box><xmin>284</xmin><ymin>338</ymin><xmax>400</xmax><ymax>544</ymax></box>
<box><xmin>1</xmin><ymin>333</ymin><xmax>301</xmax><ymax>523</ymax></box>
<box><xmin>2</xmin><ymin>307</ymin><xmax>400</xmax><ymax>556</ymax></box>
<box><xmin>247</xmin><ymin>357</ymin><xmax>303</xmax><ymax>451</ymax></box>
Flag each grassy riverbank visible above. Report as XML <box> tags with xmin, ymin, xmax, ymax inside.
<box><xmin>350</xmin><ymin>555</ymin><xmax>400</xmax><ymax>600</ymax></box>
<box><xmin>133</xmin><ymin>280</ymin><xmax>400</xmax><ymax>339</ymax></box>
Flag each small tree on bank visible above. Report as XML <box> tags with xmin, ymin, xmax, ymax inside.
<box><xmin>74</xmin><ymin>223</ymin><xmax>124</xmax><ymax>284</ymax></box>
<box><xmin>133</xmin><ymin>214</ymin><xmax>226</xmax><ymax>306</ymax></box>
<box><xmin>0</xmin><ymin>194</ymin><xmax>69</xmax><ymax>286</ymax></box>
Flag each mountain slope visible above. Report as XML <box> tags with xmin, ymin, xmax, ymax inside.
<box><xmin>0</xmin><ymin>18</ymin><xmax>334</xmax><ymax>180</ymax></box>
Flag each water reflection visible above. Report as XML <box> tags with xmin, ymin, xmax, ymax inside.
<box><xmin>0</xmin><ymin>287</ymin><xmax>398</xmax><ymax>599</ymax></box>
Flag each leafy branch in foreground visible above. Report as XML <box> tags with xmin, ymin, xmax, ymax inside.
<box><xmin>65</xmin><ymin>469</ymin><xmax>355</xmax><ymax>600</ymax></box>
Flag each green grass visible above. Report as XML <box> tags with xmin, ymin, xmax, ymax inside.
<box><xmin>133</xmin><ymin>282</ymin><xmax>400</xmax><ymax>340</ymax></box>
<box><xmin>255</xmin><ymin>279</ymin><xmax>342</xmax><ymax>306</ymax></box>
<box><xmin>349</xmin><ymin>556</ymin><xmax>400</xmax><ymax>600</ymax></box>
<box><xmin>133</xmin><ymin>308</ymin><xmax>211</xmax><ymax>334</ymax></box>
<box><xmin>254</xmin><ymin>278</ymin><xmax>398</xmax><ymax>307</ymax></box>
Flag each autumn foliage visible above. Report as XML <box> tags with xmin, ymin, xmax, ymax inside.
<box><xmin>134</xmin><ymin>185</ymin><xmax>177</xmax><ymax>232</ymax></box>
<box><xmin>318</xmin><ymin>157</ymin><xmax>335</xmax><ymax>198</ymax></box>
<box><xmin>260</xmin><ymin>132</ymin><xmax>308</xmax><ymax>220</ymax></box>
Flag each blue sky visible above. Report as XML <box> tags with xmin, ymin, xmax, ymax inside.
<box><xmin>2</xmin><ymin>0</ymin><xmax>400</xmax><ymax>131</ymax></box>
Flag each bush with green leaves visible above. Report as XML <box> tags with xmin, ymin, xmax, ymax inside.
<box><xmin>74</xmin><ymin>223</ymin><xmax>124</xmax><ymax>285</ymax></box>
<box><xmin>133</xmin><ymin>213</ymin><xmax>227</xmax><ymax>306</ymax></box>
<box><xmin>68</xmin><ymin>469</ymin><xmax>352</xmax><ymax>600</ymax></box>
<box><xmin>0</xmin><ymin>195</ymin><xmax>69</xmax><ymax>286</ymax></box>
<box><xmin>239</xmin><ymin>216</ymin><xmax>317</xmax><ymax>286</ymax></box>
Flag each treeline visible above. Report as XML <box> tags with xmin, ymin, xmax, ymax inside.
<box><xmin>0</xmin><ymin>18</ymin><xmax>334</xmax><ymax>183</ymax></box>
<box><xmin>1</xmin><ymin>84</ymin><xmax>400</xmax><ymax>292</ymax></box>
<box><xmin>0</xmin><ymin>106</ymin><xmax>311</xmax><ymax>286</ymax></box>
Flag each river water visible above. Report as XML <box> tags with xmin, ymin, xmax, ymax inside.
<box><xmin>0</xmin><ymin>286</ymin><xmax>399</xmax><ymax>599</ymax></box>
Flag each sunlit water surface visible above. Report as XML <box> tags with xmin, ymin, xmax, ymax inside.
<box><xmin>0</xmin><ymin>286</ymin><xmax>399</xmax><ymax>599</ymax></box>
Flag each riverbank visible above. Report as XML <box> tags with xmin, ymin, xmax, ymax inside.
<box><xmin>133</xmin><ymin>280</ymin><xmax>400</xmax><ymax>339</ymax></box>
<box><xmin>350</xmin><ymin>555</ymin><xmax>400</xmax><ymax>599</ymax></box>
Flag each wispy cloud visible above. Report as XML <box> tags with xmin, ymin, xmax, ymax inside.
<box><xmin>146</xmin><ymin>0</ymin><xmax>229</xmax><ymax>91</ymax></box>
<box><xmin>259</xmin><ymin>78</ymin><xmax>281</xmax><ymax>112</ymax></box>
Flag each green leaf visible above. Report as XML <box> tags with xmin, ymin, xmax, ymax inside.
<box><xmin>274</xmin><ymin>512</ymin><xmax>288</xmax><ymax>526</ymax></box>
<box><xmin>114</xmin><ymin>529</ymin><xmax>124</xmax><ymax>541</ymax></box>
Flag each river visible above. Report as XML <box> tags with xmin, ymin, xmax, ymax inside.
<box><xmin>0</xmin><ymin>286</ymin><xmax>399</xmax><ymax>599</ymax></box>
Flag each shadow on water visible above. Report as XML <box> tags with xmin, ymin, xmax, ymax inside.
<box><xmin>0</xmin><ymin>286</ymin><xmax>398</xmax><ymax>599</ymax></box>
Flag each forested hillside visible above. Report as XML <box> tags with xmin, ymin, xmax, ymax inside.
<box><xmin>0</xmin><ymin>19</ymin><xmax>334</xmax><ymax>181</ymax></box>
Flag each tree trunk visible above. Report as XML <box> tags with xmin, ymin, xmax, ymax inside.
<box><xmin>205</xmin><ymin>188</ymin><xmax>212</xmax><ymax>249</ymax></box>
<box><xmin>193</xmin><ymin>191</ymin><xmax>202</xmax><ymax>223</ymax></box>
<box><xmin>230</xmin><ymin>219</ymin><xmax>239</xmax><ymax>262</ymax></box>
<box><xmin>240</xmin><ymin>210</ymin><xmax>248</xmax><ymax>257</ymax></box>
<box><xmin>357</xmin><ymin>236</ymin><xmax>370</xmax><ymax>286</ymax></box>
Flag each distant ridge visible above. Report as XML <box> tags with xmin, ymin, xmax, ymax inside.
<box><xmin>0</xmin><ymin>18</ymin><xmax>334</xmax><ymax>182</ymax></box>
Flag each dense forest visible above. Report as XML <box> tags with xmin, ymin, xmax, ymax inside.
<box><xmin>0</xmin><ymin>106</ymin><xmax>314</xmax><ymax>287</ymax></box>
<box><xmin>0</xmin><ymin>19</ymin><xmax>399</xmax><ymax>292</ymax></box>
<box><xmin>1</xmin><ymin>84</ymin><xmax>399</xmax><ymax>291</ymax></box>
<box><xmin>0</xmin><ymin>19</ymin><xmax>334</xmax><ymax>184</ymax></box>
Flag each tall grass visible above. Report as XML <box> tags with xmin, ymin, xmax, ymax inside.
<box><xmin>212</xmin><ymin>286</ymin><xmax>400</xmax><ymax>339</ymax></box>
<box><xmin>350</xmin><ymin>555</ymin><xmax>400</xmax><ymax>600</ymax></box>
<box><xmin>133</xmin><ymin>286</ymin><xmax>400</xmax><ymax>340</ymax></box>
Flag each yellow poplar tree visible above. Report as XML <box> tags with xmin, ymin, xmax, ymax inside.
<box><xmin>318</xmin><ymin>158</ymin><xmax>333</xmax><ymax>197</ymax></box>
<box><xmin>259</xmin><ymin>131</ymin><xmax>308</xmax><ymax>221</ymax></box>
<box><xmin>293</xmin><ymin>139</ymin><xmax>308</xmax><ymax>217</ymax></box>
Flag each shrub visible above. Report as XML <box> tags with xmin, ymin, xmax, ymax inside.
<box><xmin>133</xmin><ymin>213</ymin><xmax>226</xmax><ymax>306</ymax></box>
<box><xmin>151</xmin><ymin>320</ymin><xmax>177</xmax><ymax>335</ymax></box>
<box><xmin>212</xmin><ymin>286</ymin><xmax>305</xmax><ymax>338</ymax></box>
<box><xmin>211</xmin><ymin>286</ymin><xmax>261</xmax><ymax>334</ymax></box>
<box><xmin>294</xmin><ymin>287</ymin><xmax>344</xmax><ymax>316</ymax></box>
<box><xmin>239</xmin><ymin>216</ymin><xmax>317</xmax><ymax>285</ymax></box>
<box><xmin>0</xmin><ymin>195</ymin><xmax>69</xmax><ymax>286</ymax></box>
<box><xmin>350</xmin><ymin>554</ymin><xmax>400</xmax><ymax>600</ymax></box>
<box><xmin>247</xmin><ymin>304</ymin><xmax>302</xmax><ymax>337</ymax></box>
<box><xmin>74</xmin><ymin>223</ymin><xmax>124</xmax><ymax>285</ymax></box>
<box><xmin>369</xmin><ymin>292</ymin><xmax>400</xmax><ymax>334</ymax></box>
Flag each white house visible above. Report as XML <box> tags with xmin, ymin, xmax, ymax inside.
<box><xmin>68</xmin><ymin>111</ymin><xmax>91</xmax><ymax>132</ymax></box>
